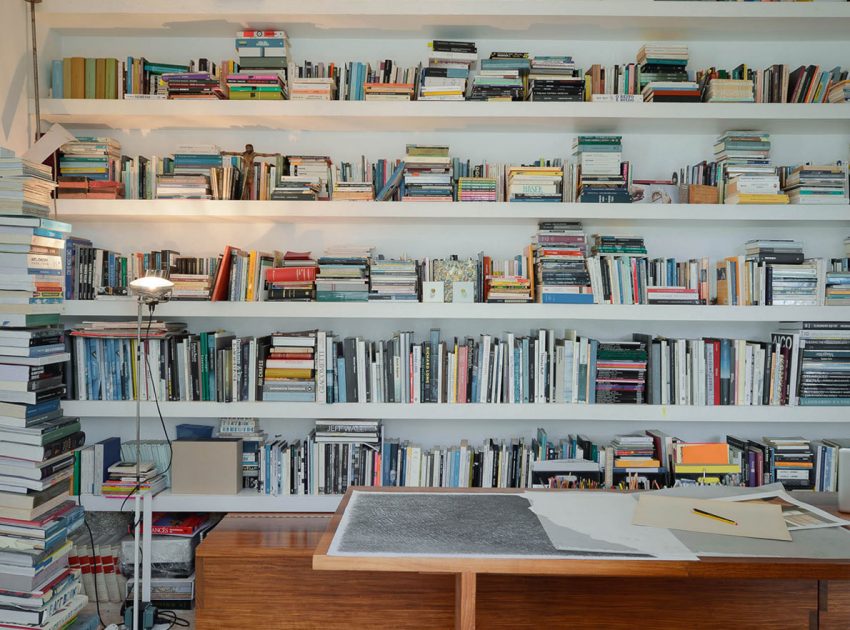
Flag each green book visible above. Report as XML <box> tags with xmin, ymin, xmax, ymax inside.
<box><xmin>84</xmin><ymin>58</ymin><xmax>96</xmax><ymax>99</ymax></box>
<box><xmin>72</xmin><ymin>452</ymin><xmax>80</xmax><ymax>496</ymax></box>
<box><xmin>104</xmin><ymin>58</ymin><xmax>116</xmax><ymax>99</ymax></box>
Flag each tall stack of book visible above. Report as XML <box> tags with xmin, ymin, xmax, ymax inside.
<box><xmin>288</xmin><ymin>156</ymin><xmax>332</xmax><ymax>199</ymax></box>
<box><xmin>289</xmin><ymin>77</ymin><xmax>336</xmax><ymax>100</ymax></box>
<box><xmin>706</xmin><ymin>78</ymin><xmax>755</xmax><ymax>103</ymax></box>
<box><xmin>485</xmin><ymin>256</ymin><xmax>532</xmax><ymax>303</ymax></box>
<box><xmin>827</xmin><ymin>240</ymin><xmax>850</xmax><ymax>305</ymax></box>
<box><xmin>316</xmin><ymin>247</ymin><xmax>372</xmax><ymax>302</ymax></box>
<box><xmin>0</xmin><ymin>166</ymin><xmax>89</xmax><ymax>626</ymax></box>
<box><xmin>781</xmin><ymin>164</ymin><xmax>848</xmax><ymax>204</ymax></box>
<box><xmin>528</xmin><ymin>56</ymin><xmax>584</xmax><ymax>101</ymax></box>
<box><xmin>262</xmin><ymin>331</ymin><xmax>317</xmax><ymax>402</ymax></box>
<box><xmin>272</xmin><ymin>177</ymin><xmax>320</xmax><ymax>200</ymax></box>
<box><xmin>532</xmin><ymin>221</ymin><xmax>593</xmax><ymax>304</ymax></box>
<box><xmin>783</xmin><ymin>322</ymin><xmax>850</xmax><ymax>407</ymax></box>
<box><xmin>637</xmin><ymin>44</ymin><xmax>699</xmax><ymax>102</ymax></box>
<box><xmin>419</xmin><ymin>40</ymin><xmax>477</xmax><ymax>100</ymax></box>
<box><xmin>573</xmin><ymin>136</ymin><xmax>631</xmax><ymax>203</ymax></box>
<box><xmin>265</xmin><ymin>251</ymin><xmax>317</xmax><ymax>302</ymax></box>
<box><xmin>595</xmin><ymin>341</ymin><xmax>648</xmax><ymax>405</ymax></box>
<box><xmin>469</xmin><ymin>53</ymin><xmax>528</xmax><ymax>101</ymax></box>
<box><xmin>368</xmin><ymin>258</ymin><xmax>419</xmax><ymax>301</ymax></box>
<box><xmin>763</xmin><ymin>436</ymin><xmax>814</xmax><ymax>490</ymax></box>
<box><xmin>332</xmin><ymin>160</ymin><xmax>374</xmax><ymax>201</ymax></box>
<box><xmin>156</xmin><ymin>145</ymin><xmax>220</xmax><ymax>199</ymax></box>
<box><xmin>506</xmin><ymin>163</ymin><xmax>564</xmax><ymax>202</ymax></box>
<box><xmin>58</xmin><ymin>137</ymin><xmax>122</xmax><ymax>200</ymax></box>
<box><xmin>363</xmin><ymin>62</ymin><xmax>418</xmax><ymax>101</ymax></box>
<box><xmin>716</xmin><ymin>131</ymin><xmax>788</xmax><ymax>204</ymax></box>
<box><xmin>610</xmin><ymin>434</ymin><xmax>661</xmax><ymax>471</ymax></box>
<box><xmin>0</xmin><ymin>150</ymin><xmax>55</xmax><ymax>217</ymax></box>
<box><xmin>401</xmin><ymin>145</ymin><xmax>453</xmax><ymax>202</ymax></box>
<box><xmin>230</xmin><ymin>30</ymin><xmax>289</xmax><ymax>99</ymax></box>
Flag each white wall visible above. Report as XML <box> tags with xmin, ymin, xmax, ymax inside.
<box><xmin>0</xmin><ymin>1</ymin><xmax>33</xmax><ymax>153</ymax></box>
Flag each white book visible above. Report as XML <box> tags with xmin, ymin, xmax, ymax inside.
<box><xmin>356</xmin><ymin>339</ymin><xmax>367</xmax><ymax>404</ymax></box>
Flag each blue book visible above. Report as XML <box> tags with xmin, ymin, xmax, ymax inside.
<box><xmin>521</xmin><ymin>338</ymin><xmax>530</xmax><ymax>403</ymax></box>
<box><xmin>262</xmin><ymin>392</ymin><xmax>315</xmax><ymax>402</ymax></box>
<box><xmin>513</xmin><ymin>346</ymin><xmax>521</xmax><ymax>403</ymax></box>
<box><xmin>51</xmin><ymin>60</ymin><xmax>63</xmax><ymax>98</ymax></box>
<box><xmin>98</xmin><ymin>437</ymin><xmax>121</xmax><ymax>481</ymax></box>
<box><xmin>429</xmin><ymin>329</ymin><xmax>440</xmax><ymax>402</ymax></box>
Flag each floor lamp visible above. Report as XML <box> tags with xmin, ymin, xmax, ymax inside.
<box><xmin>127</xmin><ymin>273</ymin><xmax>173</xmax><ymax>630</ymax></box>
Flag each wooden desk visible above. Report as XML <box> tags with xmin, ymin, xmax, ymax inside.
<box><xmin>313</xmin><ymin>487</ymin><xmax>850</xmax><ymax>630</ymax></box>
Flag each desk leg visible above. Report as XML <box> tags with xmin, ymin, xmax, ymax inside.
<box><xmin>455</xmin><ymin>572</ymin><xmax>476</xmax><ymax>630</ymax></box>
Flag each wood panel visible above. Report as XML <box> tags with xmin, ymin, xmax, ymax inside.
<box><xmin>476</xmin><ymin>576</ymin><xmax>819</xmax><ymax>630</ymax></box>
<box><xmin>819</xmin><ymin>580</ymin><xmax>850</xmax><ymax>630</ymax></box>
<box><xmin>196</xmin><ymin>556</ymin><xmax>454</xmax><ymax>630</ymax></box>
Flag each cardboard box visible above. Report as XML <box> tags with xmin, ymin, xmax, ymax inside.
<box><xmin>171</xmin><ymin>439</ymin><xmax>243</xmax><ymax>495</ymax></box>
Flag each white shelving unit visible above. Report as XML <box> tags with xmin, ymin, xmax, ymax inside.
<box><xmin>61</xmin><ymin>301</ymin><xmax>850</xmax><ymax>322</ymax></box>
<box><xmin>26</xmin><ymin>0</ymin><xmax>850</xmax><ymax>512</ymax></box>
<box><xmin>54</xmin><ymin>199</ymin><xmax>850</xmax><ymax>226</ymax></box>
<box><xmin>62</xmin><ymin>401</ymin><xmax>850</xmax><ymax>423</ymax></box>
<box><xmin>37</xmin><ymin>100</ymin><xmax>850</xmax><ymax>134</ymax></box>
<box><xmin>78</xmin><ymin>489</ymin><xmax>341</xmax><ymax>513</ymax></box>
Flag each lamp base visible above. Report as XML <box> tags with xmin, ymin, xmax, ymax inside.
<box><xmin>123</xmin><ymin>603</ymin><xmax>158</xmax><ymax>630</ymax></box>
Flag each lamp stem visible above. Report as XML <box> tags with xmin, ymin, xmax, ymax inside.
<box><xmin>133</xmin><ymin>298</ymin><xmax>142</xmax><ymax>630</ymax></box>
<box><xmin>25</xmin><ymin>0</ymin><xmax>42</xmax><ymax>142</ymax></box>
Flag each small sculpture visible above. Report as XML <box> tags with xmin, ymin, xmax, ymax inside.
<box><xmin>220</xmin><ymin>144</ymin><xmax>280</xmax><ymax>200</ymax></box>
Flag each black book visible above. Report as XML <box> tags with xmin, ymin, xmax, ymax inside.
<box><xmin>343</xmin><ymin>338</ymin><xmax>357</xmax><ymax>403</ymax></box>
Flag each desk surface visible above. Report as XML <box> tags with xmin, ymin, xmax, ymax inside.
<box><xmin>313</xmin><ymin>487</ymin><xmax>850</xmax><ymax>580</ymax></box>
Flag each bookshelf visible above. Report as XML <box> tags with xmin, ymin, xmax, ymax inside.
<box><xmin>17</xmin><ymin>0</ymin><xmax>850</xmax><ymax>510</ymax></box>
<box><xmin>54</xmin><ymin>200</ymin><xmax>850</xmax><ymax>226</ymax></box>
<box><xmin>60</xmin><ymin>301</ymin><xmax>850</xmax><ymax>322</ymax></box>
<box><xmin>37</xmin><ymin>100</ymin><xmax>850</xmax><ymax>134</ymax></box>
<box><xmin>62</xmin><ymin>401</ymin><xmax>850</xmax><ymax>423</ymax></box>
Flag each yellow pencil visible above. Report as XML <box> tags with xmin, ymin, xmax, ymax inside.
<box><xmin>692</xmin><ymin>508</ymin><xmax>738</xmax><ymax>526</ymax></box>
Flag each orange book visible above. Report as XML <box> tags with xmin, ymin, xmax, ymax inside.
<box><xmin>614</xmin><ymin>459</ymin><xmax>661</xmax><ymax>468</ymax></box>
<box><xmin>677</xmin><ymin>442</ymin><xmax>729</xmax><ymax>465</ymax></box>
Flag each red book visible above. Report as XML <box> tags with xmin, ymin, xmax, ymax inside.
<box><xmin>210</xmin><ymin>246</ymin><xmax>235</xmax><ymax>302</ymax></box>
<box><xmin>265</xmin><ymin>266</ymin><xmax>317</xmax><ymax>283</ymax></box>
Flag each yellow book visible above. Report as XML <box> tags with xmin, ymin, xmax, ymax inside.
<box><xmin>265</xmin><ymin>368</ymin><xmax>313</xmax><ymax>379</ymax></box>
<box><xmin>674</xmin><ymin>464</ymin><xmax>740</xmax><ymax>474</ymax></box>
<box><xmin>246</xmin><ymin>250</ymin><xmax>258</xmax><ymax>302</ymax></box>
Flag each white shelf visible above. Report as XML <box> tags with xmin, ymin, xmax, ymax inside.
<box><xmin>60</xmin><ymin>301</ymin><xmax>850</xmax><ymax>322</ymax></box>
<box><xmin>37</xmin><ymin>100</ymin><xmax>850</xmax><ymax>135</ymax></box>
<box><xmin>78</xmin><ymin>488</ymin><xmax>341</xmax><ymax>513</ymax></box>
<box><xmin>61</xmin><ymin>401</ymin><xmax>849</xmax><ymax>423</ymax></box>
<box><xmin>55</xmin><ymin>199</ymin><xmax>850</xmax><ymax>226</ymax></box>
<box><xmin>38</xmin><ymin>0</ymin><xmax>850</xmax><ymax>41</ymax></box>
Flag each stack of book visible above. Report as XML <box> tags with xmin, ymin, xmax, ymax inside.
<box><xmin>271</xmin><ymin>177</ymin><xmax>320</xmax><ymax>200</ymax></box>
<box><xmin>157</xmin><ymin>144</ymin><xmax>219</xmax><ymax>199</ymax></box>
<box><xmin>0</xmin><ymin>150</ymin><xmax>55</xmax><ymax>217</ymax></box>
<box><xmin>237</xmin><ymin>30</ymin><xmax>289</xmax><ymax>81</ymax></box>
<box><xmin>368</xmin><ymin>258</ymin><xmax>419</xmax><ymax>301</ymax></box>
<box><xmin>401</xmin><ymin>145</ymin><xmax>453</xmax><ymax>202</ymax></box>
<box><xmin>485</xmin><ymin>260</ymin><xmax>532</xmax><ymax>303</ymax></box>
<box><xmin>58</xmin><ymin>136</ymin><xmax>121</xmax><ymax>195</ymax></box>
<box><xmin>637</xmin><ymin>44</ymin><xmax>699</xmax><ymax>102</ymax></box>
<box><xmin>224</xmin><ymin>72</ymin><xmax>287</xmax><ymax>100</ymax></box>
<box><xmin>265</xmin><ymin>251</ymin><xmax>317</xmax><ymax>302</ymax></box>
<box><xmin>610</xmin><ymin>434</ymin><xmax>661</xmax><ymax>472</ymax></box>
<box><xmin>716</xmin><ymin>131</ymin><xmax>788</xmax><ymax>204</ymax></box>
<box><xmin>672</xmin><ymin>442</ymin><xmax>739</xmax><ymax>485</ymax></box>
<box><xmin>506</xmin><ymin>163</ymin><xmax>563</xmax><ymax>202</ymax></box>
<box><xmin>0</xmin><ymin>194</ymin><xmax>89</xmax><ymax>626</ymax></box>
<box><xmin>573</xmin><ymin>136</ymin><xmax>631</xmax><ymax>203</ymax></box>
<box><xmin>170</xmin><ymin>270</ymin><xmax>215</xmax><ymax>301</ymax></box>
<box><xmin>788</xmin><ymin>322</ymin><xmax>850</xmax><ymax>406</ymax></box>
<box><xmin>595</xmin><ymin>341</ymin><xmax>648</xmax><ymax>405</ymax></box>
<box><xmin>288</xmin><ymin>156</ymin><xmax>332</xmax><ymax>199</ymax></box>
<box><xmin>419</xmin><ymin>40</ymin><xmax>477</xmax><ymax>100</ymax></box>
<box><xmin>101</xmin><ymin>461</ymin><xmax>166</xmax><ymax>498</ymax></box>
<box><xmin>706</xmin><ymin>78</ymin><xmax>755</xmax><ymax>103</ymax></box>
<box><xmin>289</xmin><ymin>77</ymin><xmax>336</xmax><ymax>100</ymax></box>
<box><xmin>217</xmin><ymin>418</ymin><xmax>266</xmax><ymax>489</ymax></box>
<box><xmin>262</xmin><ymin>331</ymin><xmax>318</xmax><ymax>402</ymax></box>
<box><xmin>528</xmin><ymin>56</ymin><xmax>583</xmax><ymax>101</ymax></box>
<box><xmin>763</xmin><ymin>437</ymin><xmax>814</xmax><ymax>489</ymax></box>
<box><xmin>469</xmin><ymin>53</ymin><xmax>528</xmax><ymax>101</ymax></box>
<box><xmin>826</xmin><ymin>268</ymin><xmax>850</xmax><ymax>306</ymax></box>
<box><xmin>781</xmin><ymin>164</ymin><xmax>849</xmax><ymax>205</ymax></box>
<box><xmin>532</xmin><ymin>221</ymin><xmax>593</xmax><ymax>304</ymax></box>
<box><xmin>122</xmin><ymin>57</ymin><xmax>189</xmax><ymax>98</ymax></box>
<box><xmin>648</xmin><ymin>257</ymin><xmax>710</xmax><ymax>305</ymax></box>
<box><xmin>316</xmin><ymin>247</ymin><xmax>372</xmax><ymax>302</ymax></box>
<box><xmin>162</xmin><ymin>67</ymin><xmax>222</xmax><ymax>99</ymax></box>
<box><xmin>456</xmin><ymin>177</ymin><xmax>498</xmax><ymax>202</ymax></box>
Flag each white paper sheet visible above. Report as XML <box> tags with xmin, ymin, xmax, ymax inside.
<box><xmin>22</xmin><ymin>123</ymin><xmax>75</xmax><ymax>165</ymax></box>
<box><xmin>523</xmin><ymin>491</ymin><xmax>698</xmax><ymax>560</ymax></box>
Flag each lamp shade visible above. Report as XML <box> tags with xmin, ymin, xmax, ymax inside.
<box><xmin>129</xmin><ymin>274</ymin><xmax>174</xmax><ymax>304</ymax></box>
